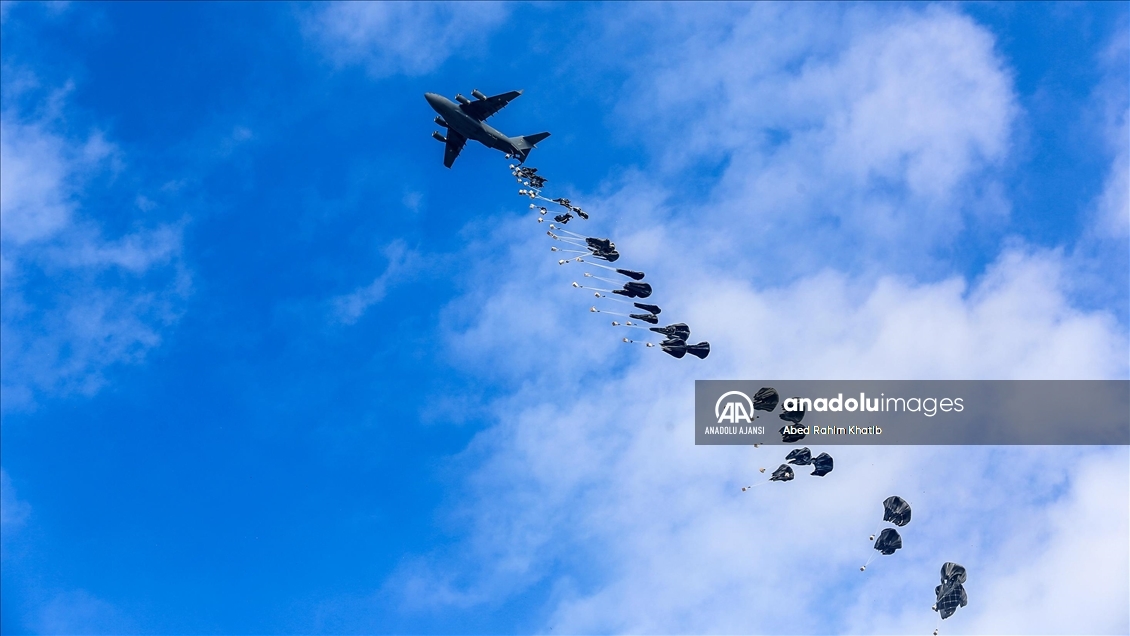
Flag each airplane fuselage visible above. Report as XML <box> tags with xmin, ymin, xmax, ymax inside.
<box><xmin>425</xmin><ymin>93</ymin><xmax>521</xmax><ymax>156</ymax></box>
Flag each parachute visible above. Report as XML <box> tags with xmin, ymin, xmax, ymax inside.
<box><xmin>933</xmin><ymin>562</ymin><xmax>968</xmax><ymax>620</ymax></box>
<box><xmin>873</xmin><ymin>528</ymin><xmax>902</xmax><ymax>555</ymax></box>
<box><xmin>779</xmin><ymin>424</ymin><xmax>806</xmax><ymax>443</ymax></box>
<box><xmin>753</xmin><ymin>387</ymin><xmax>779</xmax><ymax>412</ymax></box>
<box><xmin>742</xmin><ymin>462</ymin><xmax>796</xmax><ymax>491</ymax></box>
<box><xmin>810</xmin><ymin>452</ymin><xmax>833</xmax><ymax>477</ymax></box>
<box><xmin>650</xmin><ymin>323</ymin><xmax>690</xmax><ymax>340</ymax></box>
<box><xmin>515</xmin><ymin>163</ymin><xmax>708</xmax><ymax>359</ymax></box>
<box><xmin>785</xmin><ymin>447</ymin><xmax>812</xmax><ymax>465</ymax></box>
<box><xmin>770</xmin><ymin>465</ymin><xmax>794</xmax><ymax>482</ymax></box>
<box><xmin>514</xmin><ymin>166</ymin><xmax>546</xmax><ymax>188</ymax></box>
<box><xmin>615</xmin><ymin>281</ymin><xmax>653</xmax><ymax>299</ymax></box>
<box><xmin>883</xmin><ymin>496</ymin><xmax>912</xmax><ymax>527</ymax></box>
<box><xmin>581</xmin><ymin>236</ymin><xmax>620</xmax><ymax>262</ymax></box>
<box><xmin>659</xmin><ymin>338</ymin><xmax>710</xmax><ymax>359</ymax></box>
<box><xmin>782</xmin><ymin>448</ymin><xmax>831</xmax><ymax>475</ymax></box>
<box><xmin>863</xmin><ymin>495</ymin><xmax>912</xmax><ymax>571</ymax></box>
<box><xmin>778</xmin><ymin>400</ymin><xmax>806</xmax><ymax>424</ymax></box>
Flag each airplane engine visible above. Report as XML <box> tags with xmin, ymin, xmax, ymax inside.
<box><xmin>455</xmin><ymin>94</ymin><xmax>471</xmax><ymax>105</ymax></box>
<box><xmin>471</xmin><ymin>89</ymin><xmax>487</xmax><ymax>100</ymax></box>
<box><xmin>432</xmin><ymin>131</ymin><xmax>446</xmax><ymax>143</ymax></box>
<box><xmin>434</xmin><ymin>116</ymin><xmax>448</xmax><ymax>127</ymax></box>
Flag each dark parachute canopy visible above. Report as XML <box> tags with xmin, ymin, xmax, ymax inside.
<box><xmin>779</xmin><ymin>424</ymin><xmax>806</xmax><ymax>443</ymax></box>
<box><xmin>933</xmin><ymin>562</ymin><xmax>969</xmax><ymax>620</ymax></box>
<box><xmin>785</xmin><ymin>447</ymin><xmax>812</xmax><ymax>465</ymax></box>
<box><xmin>659</xmin><ymin>338</ymin><xmax>711</xmax><ymax>360</ymax></box>
<box><xmin>810</xmin><ymin>452</ymin><xmax>833</xmax><ymax>477</ymax></box>
<box><xmin>515</xmin><ymin>166</ymin><xmax>546</xmax><ymax>188</ymax></box>
<box><xmin>873</xmin><ymin>528</ymin><xmax>902</xmax><ymax>555</ymax></box>
<box><xmin>779</xmin><ymin>399</ymin><xmax>806</xmax><ymax>424</ymax></box>
<box><xmin>568</xmin><ymin>236</ymin><xmax>618</xmax><ymax>262</ymax></box>
<box><xmin>660</xmin><ymin>339</ymin><xmax>688</xmax><ymax>359</ymax></box>
<box><xmin>883</xmin><ymin>496</ymin><xmax>912</xmax><ymax>526</ymax></box>
<box><xmin>615</xmin><ymin>269</ymin><xmax>646</xmax><ymax>281</ymax></box>
<box><xmin>753</xmin><ymin>387</ymin><xmax>779</xmax><ymax>412</ymax></box>
<box><xmin>864</xmin><ymin>495</ymin><xmax>911</xmax><ymax>569</ymax></box>
<box><xmin>614</xmin><ymin>281</ymin><xmax>653</xmax><ymax>299</ymax></box>
<box><xmin>770</xmin><ymin>465</ymin><xmax>795</xmax><ymax>482</ymax></box>
<box><xmin>650</xmin><ymin>323</ymin><xmax>690</xmax><ymax>340</ymax></box>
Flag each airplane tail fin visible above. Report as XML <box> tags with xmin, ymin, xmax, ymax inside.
<box><xmin>511</xmin><ymin>132</ymin><xmax>551</xmax><ymax>162</ymax></box>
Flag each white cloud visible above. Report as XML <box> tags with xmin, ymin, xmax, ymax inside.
<box><xmin>330</xmin><ymin>240</ymin><xmax>418</xmax><ymax>325</ymax></box>
<box><xmin>0</xmin><ymin>115</ymin><xmax>75</xmax><ymax>245</ymax></box>
<box><xmin>0</xmin><ymin>467</ymin><xmax>30</xmax><ymax>533</ymax></box>
<box><xmin>35</xmin><ymin>589</ymin><xmax>134</xmax><ymax>635</ymax></box>
<box><xmin>1092</xmin><ymin>27</ymin><xmax>1130</xmax><ymax>242</ymax></box>
<box><xmin>2</xmin><ymin>466</ymin><xmax>30</xmax><ymax>565</ymax></box>
<box><xmin>959</xmin><ymin>449</ymin><xmax>1129</xmax><ymax>635</ymax></box>
<box><xmin>0</xmin><ymin>98</ymin><xmax>188</xmax><ymax>410</ymax></box>
<box><xmin>1093</xmin><ymin>108</ymin><xmax>1128</xmax><ymax>241</ymax></box>
<box><xmin>385</xmin><ymin>5</ymin><xmax>1129</xmax><ymax>634</ymax></box>
<box><xmin>1057</xmin><ymin>26</ymin><xmax>1130</xmax><ymax>325</ymax></box>
<box><xmin>590</xmin><ymin>6</ymin><xmax>1017</xmax><ymax>279</ymax></box>
<box><xmin>304</xmin><ymin>2</ymin><xmax>510</xmax><ymax>77</ymax></box>
<box><xmin>404</xmin><ymin>240</ymin><xmax>1128</xmax><ymax>633</ymax></box>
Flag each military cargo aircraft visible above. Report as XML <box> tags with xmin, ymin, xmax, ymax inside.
<box><xmin>425</xmin><ymin>89</ymin><xmax>550</xmax><ymax>168</ymax></box>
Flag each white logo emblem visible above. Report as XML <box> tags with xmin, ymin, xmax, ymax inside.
<box><xmin>715</xmin><ymin>390</ymin><xmax>755</xmax><ymax>424</ymax></box>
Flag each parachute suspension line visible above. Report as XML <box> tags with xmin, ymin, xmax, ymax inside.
<box><xmin>549</xmin><ymin>234</ymin><xmax>587</xmax><ymax>247</ymax></box>
<box><xmin>592</xmin><ymin>292</ymin><xmax>639</xmax><ymax>306</ymax></box>
<box><xmin>860</xmin><ymin>552</ymin><xmax>878</xmax><ymax>572</ymax></box>
<box><xmin>544</xmin><ymin>229</ymin><xmax>580</xmax><ymax>241</ymax></box>
<box><xmin>609</xmin><ymin>322</ymin><xmax>660</xmax><ymax>331</ymax></box>
<box><xmin>590</xmin><ymin>307</ymin><xmax>634</xmax><ymax>317</ymax></box>
<box><xmin>870</xmin><ymin>520</ymin><xmax>884</xmax><ymax>542</ymax></box>
<box><xmin>572</xmin><ymin>283</ymin><xmax>616</xmax><ymax>293</ymax></box>
<box><xmin>591</xmin><ymin>308</ymin><xmax>653</xmax><ymax>323</ymax></box>
<box><xmin>583</xmin><ymin>273</ymin><xmax>630</xmax><ymax>285</ymax></box>
<box><xmin>582</xmin><ymin>260</ymin><xmax>631</xmax><ymax>275</ymax></box>
<box><xmin>546</xmin><ymin>234</ymin><xmax>589</xmax><ymax>248</ymax></box>
<box><xmin>546</xmin><ymin>233</ymin><xmax>586</xmax><ymax>245</ymax></box>
<box><xmin>548</xmin><ymin>225</ymin><xmax>587</xmax><ymax>239</ymax></box>
<box><xmin>553</xmin><ymin>240</ymin><xmax>592</xmax><ymax>251</ymax></box>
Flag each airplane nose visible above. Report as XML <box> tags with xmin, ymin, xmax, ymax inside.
<box><xmin>424</xmin><ymin>92</ymin><xmax>440</xmax><ymax>106</ymax></box>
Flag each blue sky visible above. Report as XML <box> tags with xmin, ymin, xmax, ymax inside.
<box><xmin>1</xmin><ymin>2</ymin><xmax>1127</xmax><ymax>634</ymax></box>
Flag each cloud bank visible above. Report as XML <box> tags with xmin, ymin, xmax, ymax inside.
<box><xmin>388</xmin><ymin>5</ymin><xmax>1129</xmax><ymax>634</ymax></box>
<box><xmin>304</xmin><ymin>2</ymin><xmax>510</xmax><ymax>78</ymax></box>
<box><xmin>0</xmin><ymin>88</ymin><xmax>188</xmax><ymax>410</ymax></box>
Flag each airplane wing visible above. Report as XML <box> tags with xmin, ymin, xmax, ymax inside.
<box><xmin>443</xmin><ymin>129</ymin><xmax>467</xmax><ymax>168</ymax></box>
<box><xmin>460</xmin><ymin>90</ymin><xmax>523</xmax><ymax>121</ymax></box>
